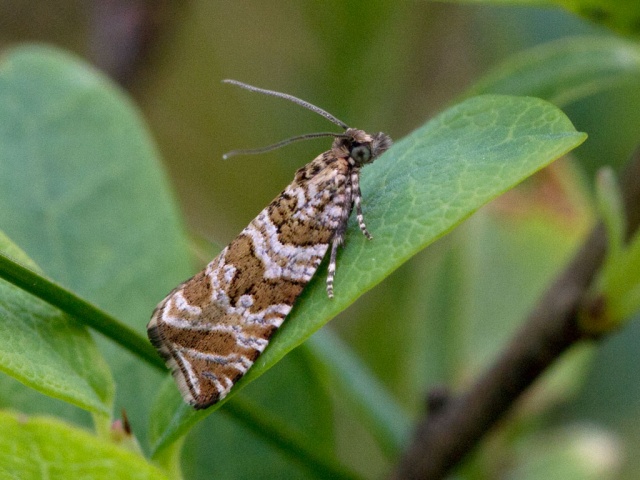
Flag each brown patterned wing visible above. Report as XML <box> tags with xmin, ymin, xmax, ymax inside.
<box><xmin>147</xmin><ymin>153</ymin><xmax>352</xmax><ymax>409</ymax></box>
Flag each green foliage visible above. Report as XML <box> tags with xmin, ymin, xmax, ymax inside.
<box><xmin>1</xmin><ymin>1</ymin><xmax>639</xmax><ymax>477</ymax></box>
<box><xmin>0</xmin><ymin>410</ymin><xmax>169</xmax><ymax>480</ymax></box>
<box><xmin>0</xmin><ymin>232</ymin><xmax>114</xmax><ymax>416</ymax></box>
<box><xmin>438</xmin><ymin>0</ymin><xmax>640</xmax><ymax>39</ymax></box>
<box><xmin>0</xmin><ymin>237</ymin><xmax>164</xmax><ymax>371</ymax></box>
<box><xmin>505</xmin><ymin>425</ymin><xmax>622</xmax><ymax>480</ymax></box>
<box><xmin>560</xmin><ymin>0</ymin><xmax>640</xmax><ymax>39</ymax></box>
<box><xmin>0</xmin><ymin>43</ymin><xmax>192</xmax><ymax>461</ymax></box>
<box><xmin>467</xmin><ymin>36</ymin><xmax>640</xmax><ymax>106</ymax></box>
<box><xmin>583</xmin><ymin>167</ymin><xmax>640</xmax><ymax>332</ymax></box>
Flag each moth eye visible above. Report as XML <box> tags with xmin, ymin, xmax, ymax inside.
<box><xmin>351</xmin><ymin>145</ymin><xmax>372</xmax><ymax>164</ymax></box>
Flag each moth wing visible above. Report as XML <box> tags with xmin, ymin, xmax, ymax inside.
<box><xmin>148</xmin><ymin>154</ymin><xmax>351</xmax><ymax>408</ymax></box>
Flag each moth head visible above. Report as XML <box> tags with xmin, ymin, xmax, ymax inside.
<box><xmin>370</xmin><ymin>132</ymin><xmax>392</xmax><ymax>158</ymax></box>
<box><xmin>347</xmin><ymin>130</ymin><xmax>392</xmax><ymax>166</ymax></box>
<box><xmin>350</xmin><ymin>144</ymin><xmax>372</xmax><ymax>164</ymax></box>
<box><xmin>221</xmin><ymin>81</ymin><xmax>392</xmax><ymax>163</ymax></box>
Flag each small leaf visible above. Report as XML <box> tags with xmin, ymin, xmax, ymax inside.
<box><xmin>0</xmin><ymin>410</ymin><xmax>169</xmax><ymax>480</ymax></box>
<box><xmin>150</xmin><ymin>95</ymin><xmax>587</xmax><ymax>454</ymax></box>
<box><xmin>468</xmin><ymin>36</ymin><xmax>640</xmax><ymax>106</ymax></box>
<box><xmin>561</xmin><ymin>0</ymin><xmax>640</xmax><ymax>39</ymax></box>
<box><xmin>0</xmin><ymin>231</ymin><xmax>114</xmax><ymax>415</ymax></box>
<box><xmin>431</xmin><ymin>1</ymin><xmax>640</xmax><ymax>39</ymax></box>
<box><xmin>0</xmin><ymin>231</ymin><xmax>39</xmax><ymax>271</ymax></box>
<box><xmin>581</xmin><ymin>168</ymin><xmax>640</xmax><ymax>332</ymax></box>
<box><xmin>592</xmin><ymin>223</ymin><xmax>640</xmax><ymax>329</ymax></box>
<box><xmin>596</xmin><ymin>167</ymin><xmax>625</xmax><ymax>262</ymax></box>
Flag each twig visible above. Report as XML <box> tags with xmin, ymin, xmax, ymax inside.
<box><xmin>89</xmin><ymin>0</ymin><xmax>175</xmax><ymax>86</ymax></box>
<box><xmin>392</xmin><ymin>147</ymin><xmax>640</xmax><ymax>480</ymax></box>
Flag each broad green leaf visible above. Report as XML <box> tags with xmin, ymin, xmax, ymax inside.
<box><xmin>0</xmin><ymin>231</ymin><xmax>114</xmax><ymax>415</ymax></box>
<box><xmin>0</xmin><ymin>45</ymin><xmax>192</xmax><ymax>446</ymax></box>
<box><xmin>430</xmin><ymin>0</ymin><xmax>550</xmax><ymax>2</ymax></box>
<box><xmin>0</xmin><ymin>410</ymin><xmax>169</xmax><ymax>480</ymax></box>
<box><xmin>149</xmin><ymin>95</ymin><xmax>587</xmax><ymax>454</ymax></box>
<box><xmin>468</xmin><ymin>36</ymin><xmax>640</xmax><ymax>107</ymax></box>
<box><xmin>432</xmin><ymin>1</ymin><xmax>640</xmax><ymax>39</ymax></box>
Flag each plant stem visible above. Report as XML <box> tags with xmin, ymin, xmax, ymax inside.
<box><xmin>0</xmin><ymin>253</ymin><xmax>166</xmax><ymax>372</ymax></box>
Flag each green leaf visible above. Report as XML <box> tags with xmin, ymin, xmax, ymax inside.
<box><xmin>431</xmin><ymin>1</ymin><xmax>640</xmax><ymax>39</ymax></box>
<box><xmin>0</xmin><ymin>231</ymin><xmax>114</xmax><ymax>415</ymax></box>
<box><xmin>0</xmin><ymin>247</ymin><xmax>165</xmax><ymax>372</ymax></box>
<box><xmin>149</xmin><ymin>94</ymin><xmax>587</xmax><ymax>454</ymax></box>
<box><xmin>0</xmin><ymin>231</ymin><xmax>39</xmax><ymax>272</ymax></box>
<box><xmin>560</xmin><ymin>1</ymin><xmax>640</xmax><ymax>39</ymax></box>
<box><xmin>580</xmin><ymin>168</ymin><xmax>640</xmax><ymax>332</ymax></box>
<box><xmin>0</xmin><ymin>410</ymin><xmax>169</xmax><ymax>480</ymax></box>
<box><xmin>0</xmin><ymin>44</ymin><xmax>191</xmax><ymax>322</ymax></box>
<box><xmin>467</xmin><ymin>36</ymin><xmax>640</xmax><ymax>106</ymax></box>
<box><xmin>0</xmin><ymin>45</ymin><xmax>192</xmax><ymax>445</ymax></box>
<box><xmin>596</xmin><ymin>167</ymin><xmax>625</xmax><ymax>263</ymax></box>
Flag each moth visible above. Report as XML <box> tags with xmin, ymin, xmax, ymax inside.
<box><xmin>148</xmin><ymin>80</ymin><xmax>392</xmax><ymax>409</ymax></box>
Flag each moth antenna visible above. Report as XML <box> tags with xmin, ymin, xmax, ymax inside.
<box><xmin>223</xmin><ymin>79</ymin><xmax>349</xmax><ymax>130</ymax></box>
<box><xmin>223</xmin><ymin>132</ymin><xmax>348</xmax><ymax>160</ymax></box>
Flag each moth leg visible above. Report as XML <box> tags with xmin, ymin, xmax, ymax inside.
<box><xmin>351</xmin><ymin>169</ymin><xmax>372</xmax><ymax>239</ymax></box>
<box><xmin>326</xmin><ymin>226</ymin><xmax>345</xmax><ymax>299</ymax></box>
<box><xmin>326</xmin><ymin>180</ymin><xmax>353</xmax><ymax>298</ymax></box>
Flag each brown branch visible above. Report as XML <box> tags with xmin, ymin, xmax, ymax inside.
<box><xmin>392</xmin><ymin>146</ymin><xmax>640</xmax><ymax>480</ymax></box>
<box><xmin>88</xmin><ymin>0</ymin><xmax>181</xmax><ymax>87</ymax></box>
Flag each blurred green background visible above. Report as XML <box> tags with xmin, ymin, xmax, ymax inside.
<box><xmin>2</xmin><ymin>1</ymin><xmax>640</xmax><ymax>479</ymax></box>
